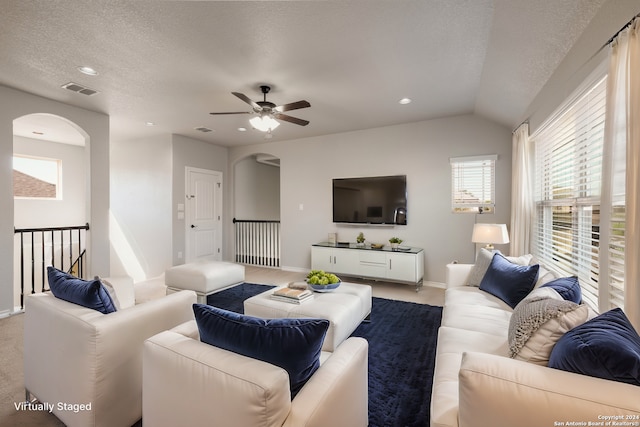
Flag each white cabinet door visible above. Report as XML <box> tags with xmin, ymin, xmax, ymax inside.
<box><xmin>387</xmin><ymin>252</ymin><xmax>422</xmax><ymax>283</ymax></box>
<box><xmin>332</xmin><ymin>248</ymin><xmax>359</xmax><ymax>275</ymax></box>
<box><xmin>311</xmin><ymin>246</ymin><xmax>359</xmax><ymax>275</ymax></box>
<box><xmin>311</xmin><ymin>246</ymin><xmax>334</xmax><ymax>272</ymax></box>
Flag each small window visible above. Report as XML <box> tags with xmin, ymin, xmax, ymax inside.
<box><xmin>13</xmin><ymin>155</ymin><xmax>61</xmax><ymax>199</ymax></box>
<box><xmin>450</xmin><ymin>155</ymin><xmax>496</xmax><ymax>214</ymax></box>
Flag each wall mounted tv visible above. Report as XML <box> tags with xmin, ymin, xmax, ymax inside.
<box><xmin>332</xmin><ymin>175</ymin><xmax>407</xmax><ymax>225</ymax></box>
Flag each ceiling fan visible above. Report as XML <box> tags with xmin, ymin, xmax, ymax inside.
<box><xmin>210</xmin><ymin>85</ymin><xmax>310</xmax><ymax>132</ymax></box>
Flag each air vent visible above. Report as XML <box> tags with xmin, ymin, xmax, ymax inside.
<box><xmin>61</xmin><ymin>82</ymin><xmax>99</xmax><ymax>96</ymax></box>
<box><xmin>194</xmin><ymin>127</ymin><xmax>213</xmax><ymax>133</ymax></box>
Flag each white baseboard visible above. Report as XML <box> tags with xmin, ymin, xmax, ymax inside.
<box><xmin>281</xmin><ymin>266</ymin><xmax>309</xmax><ymax>274</ymax></box>
<box><xmin>425</xmin><ymin>281</ymin><xmax>447</xmax><ymax>289</ymax></box>
<box><xmin>0</xmin><ymin>308</ymin><xmax>16</xmax><ymax>319</ymax></box>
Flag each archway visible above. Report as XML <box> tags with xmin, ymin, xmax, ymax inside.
<box><xmin>12</xmin><ymin>113</ymin><xmax>89</xmax><ymax>311</ymax></box>
<box><xmin>0</xmin><ymin>85</ymin><xmax>110</xmax><ymax>317</ymax></box>
<box><xmin>233</xmin><ymin>153</ymin><xmax>281</xmax><ymax>267</ymax></box>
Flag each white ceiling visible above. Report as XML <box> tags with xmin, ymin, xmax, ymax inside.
<box><xmin>1</xmin><ymin>0</ymin><xmax>607</xmax><ymax>147</ymax></box>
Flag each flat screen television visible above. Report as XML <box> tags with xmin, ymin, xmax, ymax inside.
<box><xmin>332</xmin><ymin>175</ymin><xmax>407</xmax><ymax>225</ymax></box>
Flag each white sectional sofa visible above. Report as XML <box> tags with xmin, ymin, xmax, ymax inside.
<box><xmin>430</xmin><ymin>261</ymin><xmax>640</xmax><ymax>427</ymax></box>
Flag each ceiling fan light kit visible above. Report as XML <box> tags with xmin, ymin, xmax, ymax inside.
<box><xmin>250</xmin><ymin>114</ymin><xmax>280</xmax><ymax>132</ymax></box>
<box><xmin>210</xmin><ymin>85</ymin><xmax>310</xmax><ymax>133</ymax></box>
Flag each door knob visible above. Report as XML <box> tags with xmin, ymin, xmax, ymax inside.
<box><xmin>191</xmin><ymin>224</ymin><xmax>197</xmax><ymax>228</ymax></box>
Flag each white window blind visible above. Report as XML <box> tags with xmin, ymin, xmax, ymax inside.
<box><xmin>532</xmin><ymin>75</ymin><xmax>624</xmax><ymax>310</ymax></box>
<box><xmin>450</xmin><ymin>155</ymin><xmax>496</xmax><ymax>213</ymax></box>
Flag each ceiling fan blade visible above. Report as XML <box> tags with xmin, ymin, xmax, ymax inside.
<box><xmin>274</xmin><ymin>100</ymin><xmax>310</xmax><ymax>113</ymax></box>
<box><xmin>209</xmin><ymin>111</ymin><xmax>251</xmax><ymax>115</ymax></box>
<box><xmin>274</xmin><ymin>113</ymin><xmax>309</xmax><ymax>126</ymax></box>
<box><xmin>232</xmin><ymin>92</ymin><xmax>261</xmax><ymax>111</ymax></box>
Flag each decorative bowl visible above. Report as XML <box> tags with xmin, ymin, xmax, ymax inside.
<box><xmin>309</xmin><ymin>282</ymin><xmax>341</xmax><ymax>292</ymax></box>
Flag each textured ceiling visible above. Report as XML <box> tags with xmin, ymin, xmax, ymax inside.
<box><xmin>1</xmin><ymin>0</ymin><xmax>607</xmax><ymax>146</ymax></box>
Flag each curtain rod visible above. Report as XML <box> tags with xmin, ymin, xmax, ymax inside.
<box><xmin>603</xmin><ymin>12</ymin><xmax>640</xmax><ymax>47</ymax></box>
<box><xmin>587</xmin><ymin>13</ymin><xmax>640</xmax><ymax>70</ymax></box>
<box><xmin>512</xmin><ymin>120</ymin><xmax>528</xmax><ymax>134</ymax></box>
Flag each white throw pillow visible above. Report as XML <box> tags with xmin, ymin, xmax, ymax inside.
<box><xmin>505</xmin><ymin>253</ymin><xmax>533</xmax><ymax>266</ymax></box>
<box><xmin>508</xmin><ymin>287</ymin><xmax>589</xmax><ymax>365</ymax></box>
<box><xmin>536</xmin><ymin>266</ymin><xmax>561</xmax><ymax>289</ymax></box>
<box><xmin>466</xmin><ymin>248</ymin><xmax>494</xmax><ymax>287</ymax></box>
<box><xmin>100</xmin><ymin>276</ymin><xmax>136</xmax><ymax>309</ymax></box>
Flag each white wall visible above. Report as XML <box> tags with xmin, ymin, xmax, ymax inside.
<box><xmin>171</xmin><ymin>134</ymin><xmax>229</xmax><ymax>266</ymax></box>
<box><xmin>110</xmin><ymin>135</ymin><xmax>173</xmax><ymax>280</ymax></box>
<box><xmin>14</xmin><ymin>136</ymin><xmax>87</xmax><ymax>228</ymax></box>
<box><xmin>234</xmin><ymin>156</ymin><xmax>280</xmax><ymax>220</ymax></box>
<box><xmin>0</xmin><ymin>85</ymin><xmax>109</xmax><ymax>316</ymax></box>
<box><xmin>110</xmin><ymin>133</ymin><xmax>229</xmax><ymax>278</ymax></box>
<box><xmin>229</xmin><ymin>114</ymin><xmax>512</xmax><ymax>283</ymax></box>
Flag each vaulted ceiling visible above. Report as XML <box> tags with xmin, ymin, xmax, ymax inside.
<box><xmin>2</xmin><ymin>0</ymin><xmax>608</xmax><ymax>146</ymax></box>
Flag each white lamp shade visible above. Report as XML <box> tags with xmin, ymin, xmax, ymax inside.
<box><xmin>249</xmin><ymin>115</ymin><xmax>280</xmax><ymax>132</ymax></box>
<box><xmin>471</xmin><ymin>223</ymin><xmax>510</xmax><ymax>245</ymax></box>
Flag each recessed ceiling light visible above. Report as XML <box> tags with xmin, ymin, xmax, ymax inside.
<box><xmin>77</xmin><ymin>66</ymin><xmax>98</xmax><ymax>76</ymax></box>
<box><xmin>145</xmin><ymin>122</ymin><xmax>155</xmax><ymax>127</ymax></box>
<box><xmin>238</xmin><ymin>127</ymin><xmax>247</xmax><ymax>132</ymax></box>
<box><xmin>399</xmin><ymin>98</ymin><xmax>412</xmax><ymax>105</ymax></box>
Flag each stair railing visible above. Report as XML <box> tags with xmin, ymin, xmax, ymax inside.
<box><xmin>233</xmin><ymin>218</ymin><xmax>280</xmax><ymax>267</ymax></box>
<box><xmin>14</xmin><ymin>223</ymin><xmax>90</xmax><ymax>309</ymax></box>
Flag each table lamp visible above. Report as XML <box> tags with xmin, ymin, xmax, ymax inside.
<box><xmin>472</xmin><ymin>223</ymin><xmax>510</xmax><ymax>250</ymax></box>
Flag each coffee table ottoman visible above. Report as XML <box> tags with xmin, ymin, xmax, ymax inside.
<box><xmin>166</xmin><ymin>259</ymin><xmax>245</xmax><ymax>304</ymax></box>
<box><xmin>243</xmin><ymin>282</ymin><xmax>372</xmax><ymax>351</ymax></box>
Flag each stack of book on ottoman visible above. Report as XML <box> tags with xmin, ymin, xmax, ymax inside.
<box><xmin>270</xmin><ymin>283</ymin><xmax>313</xmax><ymax>304</ymax></box>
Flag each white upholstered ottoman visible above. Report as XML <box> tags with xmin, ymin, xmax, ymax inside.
<box><xmin>165</xmin><ymin>259</ymin><xmax>245</xmax><ymax>304</ymax></box>
<box><xmin>243</xmin><ymin>282</ymin><xmax>372</xmax><ymax>351</ymax></box>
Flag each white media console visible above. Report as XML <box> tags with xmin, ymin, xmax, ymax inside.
<box><xmin>311</xmin><ymin>242</ymin><xmax>424</xmax><ymax>290</ymax></box>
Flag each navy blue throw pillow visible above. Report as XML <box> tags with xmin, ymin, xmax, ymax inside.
<box><xmin>193</xmin><ymin>304</ymin><xmax>329</xmax><ymax>397</ymax></box>
<box><xmin>47</xmin><ymin>266</ymin><xmax>116</xmax><ymax>314</ymax></box>
<box><xmin>549</xmin><ymin>308</ymin><xmax>640</xmax><ymax>386</ymax></box>
<box><xmin>479</xmin><ymin>253</ymin><xmax>539</xmax><ymax>309</ymax></box>
<box><xmin>541</xmin><ymin>276</ymin><xmax>582</xmax><ymax>304</ymax></box>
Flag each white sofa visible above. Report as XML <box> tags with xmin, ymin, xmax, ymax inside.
<box><xmin>142</xmin><ymin>320</ymin><xmax>369</xmax><ymax>427</ymax></box>
<box><xmin>430</xmin><ymin>262</ymin><xmax>640</xmax><ymax>427</ymax></box>
<box><xmin>24</xmin><ymin>278</ymin><xmax>197</xmax><ymax>427</ymax></box>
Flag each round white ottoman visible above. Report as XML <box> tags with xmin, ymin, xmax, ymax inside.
<box><xmin>165</xmin><ymin>260</ymin><xmax>245</xmax><ymax>304</ymax></box>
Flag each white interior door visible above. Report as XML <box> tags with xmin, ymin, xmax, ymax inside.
<box><xmin>185</xmin><ymin>167</ymin><xmax>222</xmax><ymax>262</ymax></box>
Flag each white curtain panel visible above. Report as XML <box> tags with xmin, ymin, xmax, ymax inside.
<box><xmin>509</xmin><ymin>123</ymin><xmax>534</xmax><ymax>257</ymax></box>
<box><xmin>605</xmin><ymin>18</ymin><xmax>640</xmax><ymax>330</ymax></box>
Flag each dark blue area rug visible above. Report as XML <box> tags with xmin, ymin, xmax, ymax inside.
<box><xmin>207</xmin><ymin>283</ymin><xmax>442</xmax><ymax>427</ymax></box>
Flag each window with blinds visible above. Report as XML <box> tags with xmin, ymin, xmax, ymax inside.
<box><xmin>532</xmin><ymin>74</ymin><xmax>624</xmax><ymax>311</ymax></box>
<box><xmin>451</xmin><ymin>155</ymin><xmax>497</xmax><ymax>214</ymax></box>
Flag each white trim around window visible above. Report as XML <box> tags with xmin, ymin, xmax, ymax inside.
<box><xmin>450</xmin><ymin>154</ymin><xmax>497</xmax><ymax>214</ymax></box>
